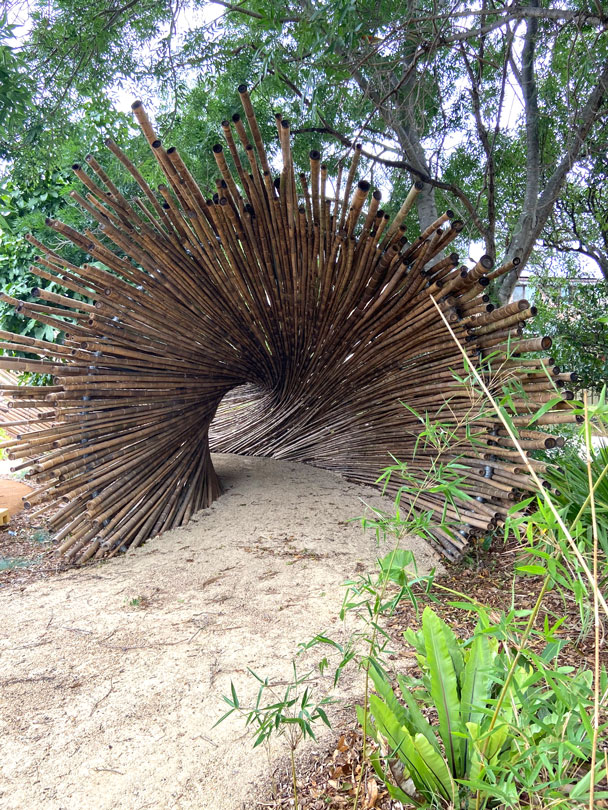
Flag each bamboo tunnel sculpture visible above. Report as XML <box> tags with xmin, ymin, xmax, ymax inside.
<box><xmin>0</xmin><ymin>87</ymin><xmax>578</xmax><ymax>563</ymax></box>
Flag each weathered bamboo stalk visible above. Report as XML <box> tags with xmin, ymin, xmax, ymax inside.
<box><xmin>0</xmin><ymin>88</ymin><xmax>578</xmax><ymax>562</ymax></box>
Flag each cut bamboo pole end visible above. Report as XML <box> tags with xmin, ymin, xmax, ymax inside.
<box><xmin>0</xmin><ymin>93</ymin><xmax>578</xmax><ymax>564</ymax></box>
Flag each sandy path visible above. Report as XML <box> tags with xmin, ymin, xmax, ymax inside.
<box><xmin>0</xmin><ymin>454</ymin><xmax>437</xmax><ymax>810</ymax></box>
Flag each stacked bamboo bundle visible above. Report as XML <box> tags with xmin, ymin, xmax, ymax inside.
<box><xmin>0</xmin><ymin>370</ymin><xmax>55</xmax><ymax>436</ymax></box>
<box><xmin>0</xmin><ymin>86</ymin><xmax>577</xmax><ymax>561</ymax></box>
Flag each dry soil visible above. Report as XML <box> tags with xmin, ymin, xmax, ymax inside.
<box><xmin>0</xmin><ymin>453</ymin><xmax>437</xmax><ymax>810</ymax></box>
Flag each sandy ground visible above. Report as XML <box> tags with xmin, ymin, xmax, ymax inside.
<box><xmin>0</xmin><ymin>453</ymin><xmax>438</xmax><ymax>810</ymax></box>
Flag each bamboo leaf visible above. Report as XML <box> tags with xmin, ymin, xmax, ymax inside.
<box><xmin>527</xmin><ymin>396</ymin><xmax>564</xmax><ymax>426</ymax></box>
<box><xmin>516</xmin><ymin>564</ymin><xmax>547</xmax><ymax>576</ymax></box>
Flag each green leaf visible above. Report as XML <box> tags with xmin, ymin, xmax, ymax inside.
<box><xmin>570</xmin><ymin>762</ymin><xmax>607</xmax><ymax>801</ymax></box>
<box><xmin>396</xmin><ymin>674</ymin><xmax>440</xmax><ymax>752</ymax></box>
<box><xmin>447</xmin><ymin>600</ymin><xmax>480</xmax><ymax>611</ymax></box>
<box><xmin>421</xmin><ymin>607</ymin><xmax>464</xmax><ymax>777</ymax></box>
<box><xmin>368</xmin><ymin>659</ymin><xmax>409</xmax><ymax>728</ymax></box>
<box><xmin>516</xmin><ymin>564</ymin><xmax>547</xmax><ymax>576</ymax></box>
<box><xmin>527</xmin><ymin>396</ymin><xmax>564</xmax><ymax>426</ymax></box>
<box><xmin>460</xmin><ymin>632</ymin><xmax>495</xmax><ymax>736</ymax></box>
<box><xmin>315</xmin><ymin>706</ymin><xmax>331</xmax><ymax>728</ymax></box>
<box><xmin>440</xmin><ymin>614</ymin><xmax>465</xmax><ymax>683</ymax></box>
<box><xmin>369</xmin><ymin>693</ymin><xmax>450</xmax><ymax>802</ymax></box>
<box><xmin>412</xmin><ymin>731</ymin><xmax>455</xmax><ymax>803</ymax></box>
<box><xmin>369</xmin><ymin>750</ymin><xmax>419</xmax><ymax>805</ymax></box>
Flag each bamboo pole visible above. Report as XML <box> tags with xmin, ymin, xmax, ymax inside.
<box><xmin>0</xmin><ymin>91</ymin><xmax>579</xmax><ymax>563</ymax></box>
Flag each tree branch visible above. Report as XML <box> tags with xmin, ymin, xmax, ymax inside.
<box><xmin>301</xmin><ymin>119</ymin><xmax>487</xmax><ymax>232</ymax></box>
<box><xmin>210</xmin><ymin>0</ymin><xmax>299</xmax><ymax>23</ymax></box>
<box><xmin>499</xmin><ymin>53</ymin><xmax>608</xmax><ymax>300</ymax></box>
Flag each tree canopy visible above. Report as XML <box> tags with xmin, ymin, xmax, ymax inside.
<box><xmin>528</xmin><ymin>266</ymin><xmax>608</xmax><ymax>392</ymax></box>
<box><xmin>0</xmin><ymin>1</ymin><xmax>607</xmax><ymax>334</ymax></box>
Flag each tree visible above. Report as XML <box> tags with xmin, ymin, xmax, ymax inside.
<box><xmin>0</xmin><ymin>15</ymin><xmax>35</xmax><ymax>155</ymax></box>
<box><xmin>2</xmin><ymin>1</ymin><xmax>608</xmax><ymax>300</ymax></box>
<box><xmin>527</xmin><ymin>263</ymin><xmax>608</xmax><ymax>392</ymax></box>
<box><xmin>0</xmin><ymin>103</ymin><xmax>157</xmax><ymax>340</ymax></box>
<box><xmin>190</xmin><ymin>0</ymin><xmax>608</xmax><ymax>302</ymax></box>
<box><xmin>543</xmin><ymin>157</ymin><xmax>608</xmax><ymax>281</ymax></box>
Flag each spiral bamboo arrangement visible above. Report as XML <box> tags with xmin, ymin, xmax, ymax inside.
<box><xmin>0</xmin><ymin>87</ymin><xmax>578</xmax><ymax>562</ymax></box>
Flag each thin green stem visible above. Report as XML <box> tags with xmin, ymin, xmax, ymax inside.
<box><xmin>572</xmin><ymin>462</ymin><xmax>608</xmax><ymax>526</ymax></box>
<box><xmin>431</xmin><ymin>581</ymin><xmax>486</xmax><ymax>609</ymax></box>
<box><xmin>291</xmin><ymin>746</ymin><xmax>298</xmax><ymax>810</ymax></box>
<box><xmin>474</xmin><ymin>574</ymin><xmax>551</xmax><ymax>810</ymax></box>
<box><xmin>584</xmin><ymin>394</ymin><xmax>600</xmax><ymax>810</ymax></box>
<box><xmin>431</xmin><ymin>295</ymin><xmax>608</xmax><ymax>620</ymax></box>
<box><xmin>353</xmin><ymin>463</ymin><xmax>440</xmax><ymax>810</ymax></box>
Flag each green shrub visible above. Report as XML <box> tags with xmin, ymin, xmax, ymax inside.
<box><xmin>367</xmin><ymin>607</ymin><xmax>607</xmax><ymax>808</ymax></box>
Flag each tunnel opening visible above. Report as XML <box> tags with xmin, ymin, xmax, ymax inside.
<box><xmin>0</xmin><ymin>91</ymin><xmax>577</xmax><ymax>564</ymax></box>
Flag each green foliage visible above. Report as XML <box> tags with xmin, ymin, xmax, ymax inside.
<box><xmin>361</xmin><ymin>452</ymin><xmax>473</xmax><ymax>548</ymax></box>
<box><xmin>543</xmin><ymin>148</ymin><xmax>608</xmax><ymax>280</ymax></box>
<box><xmin>0</xmin><ymin>106</ymin><xmax>156</xmax><ymax>339</ymax></box>
<box><xmin>0</xmin><ymin>16</ymin><xmax>33</xmax><ymax>149</ymax></box>
<box><xmin>0</xmin><ymin>167</ymin><xmax>73</xmax><ymax>339</ymax></box>
<box><xmin>215</xmin><ymin>662</ymin><xmax>334</xmax><ymax>809</ymax></box>
<box><xmin>525</xmin><ymin>267</ymin><xmax>608</xmax><ymax>393</ymax></box>
<box><xmin>359</xmin><ymin>343</ymin><xmax>608</xmax><ymax>808</ymax></box>
<box><xmin>510</xmin><ymin>400</ymin><xmax>608</xmax><ymax>636</ymax></box>
<box><xmin>127</xmin><ymin>596</ymin><xmax>143</xmax><ymax>608</ymax></box>
<box><xmin>358</xmin><ymin>397</ymin><xmax>493</xmax><ymax>555</ymax></box>
<box><xmin>367</xmin><ymin>607</ymin><xmax>607</xmax><ymax>808</ymax></box>
<box><xmin>300</xmin><ymin>548</ymin><xmax>435</xmax><ymax>683</ymax></box>
<box><xmin>16</xmin><ymin>372</ymin><xmax>55</xmax><ymax>386</ymax></box>
<box><xmin>546</xmin><ymin>444</ymin><xmax>608</xmax><ymax>558</ymax></box>
<box><xmin>216</xmin><ymin>663</ymin><xmax>333</xmax><ymax>749</ymax></box>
